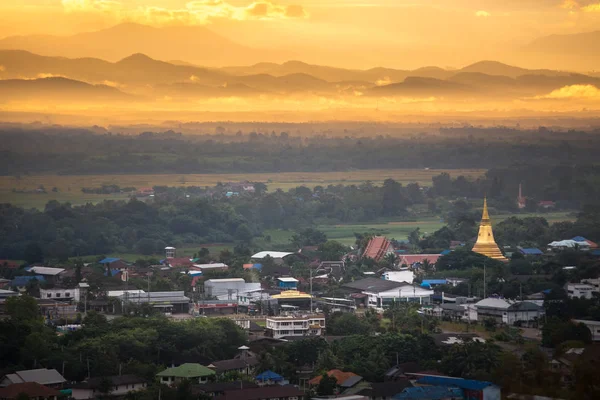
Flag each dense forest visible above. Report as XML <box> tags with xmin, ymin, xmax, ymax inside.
<box><xmin>1</xmin><ymin>126</ymin><xmax>600</xmax><ymax>174</ymax></box>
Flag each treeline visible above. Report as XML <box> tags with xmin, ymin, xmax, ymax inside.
<box><xmin>2</xmin><ymin>126</ymin><xmax>600</xmax><ymax>174</ymax></box>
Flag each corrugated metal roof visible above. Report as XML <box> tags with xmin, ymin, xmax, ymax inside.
<box><xmin>98</xmin><ymin>257</ymin><xmax>121</xmax><ymax>264</ymax></box>
<box><xmin>251</xmin><ymin>251</ymin><xmax>293</xmax><ymax>259</ymax></box>
<box><xmin>26</xmin><ymin>267</ymin><xmax>65</xmax><ymax>276</ymax></box>
<box><xmin>416</xmin><ymin>375</ymin><xmax>495</xmax><ymax>390</ymax></box>
<box><xmin>394</xmin><ymin>386</ymin><xmax>463</xmax><ymax>399</ymax></box>
<box><xmin>13</xmin><ymin>369</ymin><xmax>66</xmax><ymax>385</ymax></box>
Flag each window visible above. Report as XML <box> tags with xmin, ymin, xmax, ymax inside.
<box><xmin>162</xmin><ymin>377</ymin><xmax>169</xmax><ymax>382</ymax></box>
<box><xmin>56</xmin><ymin>293</ymin><xmax>61</xmax><ymax>297</ymax></box>
<box><xmin>47</xmin><ymin>293</ymin><xmax>52</xmax><ymax>298</ymax></box>
<box><xmin>65</xmin><ymin>292</ymin><xmax>70</xmax><ymax>297</ymax></box>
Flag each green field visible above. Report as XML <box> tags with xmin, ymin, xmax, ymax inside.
<box><xmin>0</xmin><ymin>169</ymin><xmax>484</xmax><ymax>209</ymax></box>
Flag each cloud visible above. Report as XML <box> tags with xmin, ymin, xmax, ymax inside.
<box><xmin>375</xmin><ymin>77</ymin><xmax>392</xmax><ymax>86</ymax></box>
<box><xmin>560</xmin><ymin>0</ymin><xmax>579</xmax><ymax>9</ymax></box>
<box><xmin>475</xmin><ymin>10</ymin><xmax>491</xmax><ymax>17</ymax></box>
<box><xmin>0</xmin><ymin>65</ymin><xmax>5</xmax><ymax>72</ymax></box>
<box><xmin>537</xmin><ymin>84</ymin><xmax>600</xmax><ymax>99</ymax></box>
<box><xmin>62</xmin><ymin>0</ymin><xmax>308</xmax><ymax>25</ymax></box>
<box><xmin>582</xmin><ymin>2</ymin><xmax>600</xmax><ymax>11</ymax></box>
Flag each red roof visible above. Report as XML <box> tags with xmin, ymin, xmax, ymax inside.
<box><xmin>0</xmin><ymin>382</ymin><xmax>60</xmax><ymax>399</ymax></box>
<box><xmin>166</xmin><ymin>258</ymin><xmax>194</xmax><ymax>268</ymax></box>
<box><xmin>363</xmin><ymin>236</ymin><xmax>391</xmax><ymax>261</ymax></box>
<box><xmin>216</xmin><ymin>386</ymin><xmax>304</xmax><ymax>400</ymax></box>
<box><xmin>308</xmin><ymin>369</ymin><xmax>360</xmax><ymax>386</ymax></box>
<box><xmin>399</xmin><ymin>254</ymin><xmax>441</xmax><ymax>266</ymax></box>
<box><xmin>0</xmin><ymin>260</ymin><xmax>20</xmax><ymax>269</ymax></box>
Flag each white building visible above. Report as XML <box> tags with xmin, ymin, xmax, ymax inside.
<box><xmin>474</xmin><ymin>298</ymin><xmax>544</xmax><ymax>325</ymax></box>
<box><xmin>265</xmin><ymin>314</ymin><xmax>326</xmax><ymax>339</ymax></box>
<box><xmin>205</xmin><ymin>278</ymin><xmax>260</xmax><ymax>298</ymax></box>
<box><xmin>566</xmin><ymin>283</ymin><xmax>596</xmax><ymax>299</ymax></box>
<box><xmin>382</xmin><ymin>270</ymin><xmax>414</xmax><ymax>284</ymax></box>
<box><xmin>71</xmin><ymin>376</ymin><xmax>146</xmax><ymax>399</ymax></box>
<box><xmin>343</xmin><ymin>278</ymin><xmax>433</xmax><ymax>309</ymax></box>
<box><xmin>573</xmin><ymin>319</ymin><xmax>600</xmax><ymax>341</ymax></box>
<box><xmin>40</xmin><ymin>287</ymin><xmax>81</xmax><ymax>302</ymax></box>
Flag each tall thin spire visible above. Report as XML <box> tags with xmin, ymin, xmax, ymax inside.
<box><xmin>481</xmin><ymin>197</ymin><xmax>490</xmax><ymax>222</ymax></box>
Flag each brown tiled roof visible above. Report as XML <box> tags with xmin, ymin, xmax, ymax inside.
<box><xmin>308</xmin><ymin>369</ymin><xmax>361</xmax><ymax>386</ymax></box>
<box><xmin>216</xmin><ymin>386</ymin><xmax>304</xmax><ymax>400</ymax></box>
<box><xmin>398</xmin><ymin>254</ymin><xmax>441</xmax><ymax>266</ymax></box>
<box><xmin>363</xmin><ymin>236</ymin><xmax>391</xmax><ymax>261</ymax></box>
<box><xmin>0</xmin><ymin>382</ymin><xmax>60</xmax><ymax>399</ymax></box>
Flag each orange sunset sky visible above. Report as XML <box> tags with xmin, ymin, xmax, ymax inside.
<box><xmin>1</xmin><ymin>0</ymin><xmax>600</xmax><ymax>69</ymax></box>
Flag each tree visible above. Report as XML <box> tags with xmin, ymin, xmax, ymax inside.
<box><xmin>98</xmin><ymin>377</ymin><xmax>113</xmax><ymax>396</ymax></box>
<box><xmin>318</xmin><ymin>241</ymin><xmax>347</xmax><ymax>261</ymax></box>
<box><xmin>135</xmin><ymin>238</ymin><xmax>157</xmax><ymax>255</ymax></box>
<box><xmin>23</xmin><ymin>242</ymin><xmax>43</xmax><ymax>264</ymax></box>
<box><xmin>5</xmin><ymin>295</ymin><xmax>40</xmax><ymax>323</ymax></box>
<box><xmin>316</xmin><ymin>373</ymin><xmax>337</xmax><ymax>396</ymax></box>
<box><xmin>235</xmin><ymin>224</ymin><xmax>253</xmax><ymax>242</ymax></box>
<box><xmin>327</xmin><ymin>313</ymin><xmax>372</xmax><ymax>335</ymax></box>
<box><xmin>291</xmin><ymin>228</ymin><xmax>327</xmax><ymax>248</ymax></box>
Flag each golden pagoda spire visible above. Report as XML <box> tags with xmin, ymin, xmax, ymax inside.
<box><xmin>472</xmin><ymin>197</ymin><xmax>508</xmax><ymax>262</ymax></box>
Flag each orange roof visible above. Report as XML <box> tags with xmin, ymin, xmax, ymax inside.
<box><xmin>0</xmin><ymin>383</ymin><xmax>60</xmax><ymax>399</ymax></box>
<box><xmin>308</xmin><ymin>369</ymin><xmax>360</xmax><ymax>386</ymax></box>
<box><xmin>243</xmin><ymin>264</ymin><xmax>254</xmax><ymax>269</ymax></box>
<box><xmin>399</xmin><ymin>254</ymin><xmax>441</xmax><ymax>266</ymax></box>
<box><xmin>363</xmin><ymin>236</ymin><xmax>391</xmax><ymax>261</ymax></box>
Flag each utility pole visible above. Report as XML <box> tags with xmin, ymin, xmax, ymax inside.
<box><xmin>520</xmin><ymin>282</ymin><xmax>523</xmax><ymax>301</ymax></box>
<box><xmin>483</xmin><ymin>260</ymin><xmax>487</xmax><ymax>299</ymax></box>
<box><xmin>310</xmin><ymin>267</ymin><xmax>313</xmax><ymax>313</ymax></box>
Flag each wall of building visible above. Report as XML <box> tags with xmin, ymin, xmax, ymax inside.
<box><xmin>71</xmin><ymin>383</ymin><xmax>146</xmax><ymax>399</ymax></box>
<box><xmin>40</xmin><ymin>288</ymin><xmax>80</xmax><ymax>302</ymax></box>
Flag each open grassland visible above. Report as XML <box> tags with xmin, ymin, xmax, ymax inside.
<box><xmin>0</xmin><ymin>169</ymin><xmax>484</xmax><ymax>209</ymax></box>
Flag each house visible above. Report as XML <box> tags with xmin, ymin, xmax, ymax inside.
<box><xmin>0</xmin><ymin>369</ymin><xmax>66</xmax><ymax>388</ymax></box>
<box><xmin>192</xmin><ymin>263</ymin><xmax>229</xmax><ymax>272</ymax></box>
<box><xmin>363</xmin><ymin>237</ymin><xmax>393</xmax><ymax>262</ymax></box>
<box><xmin>309</xmin><ymin>370</ymin><xmax>363</xmax><ymax>392</ymax></box>
<box><xmin>572</xmin><ymin>236</ymin><xmax>598</xmax><ymax>249</ymax></box>
<box><xmin>421</xmin><ymin>280</ymin><xmax>447</xmax><ymax>289</ymax></box>
<box><xmin>573</xmin><ymin>319</ymin><xmax>600</xmax><ymax>341</ymax></box>
<box><xmin>70</xmin><ymin>375</ymin><xmax>146</xmax><ymax>399</ymax></box>
<box><xmin>0</xmin><ymin>383</ymin><xmax>60</xmax><ymax>400</ymax></box>
<box><xmin>565</xmin><ymin>283</ymin><xmax>596</xmax><ymax>299</ymax></box>
<box><xmin>118</xmin><ymin>291</ymin><xmax>190</xmax><ymax>314</ymax></box>
<box><xmin>255</xmin><ymin>370</ymin><xmax>285</xmax><ymax>385</ymax></box>
<box><xmin>10</xmin><ymin>276</ymin><xmax>45</xmax><ymax>291</ymax></box>
<box><xmin>215</xmin><ymin>386</ymin><xmax>305</xmax><ymax>400</ymax></box>
<box><xmin>343</xmin><ymin>278</ymin><xmax>433</xmax><ymax>309</ymax></box>
<box><xmin>518</xmin><ymin>248</ymin><xmax>544</xmax><ymax>256</ymax></box>
<box><xmin>382</xmin><ymin>271</ymin><xmax>414</xmax><ymax>284</ymax></box>
<box><xmin>156</xmin><ymin>363</ymin><xmax>215</xmax><ymax>385</ymax></box>
<box><xmin>547</xmin><ymin>240</ymin><xmax>589</xmax><ymax>251</ymax></box>
<box><xmin>398</xmin><ymin>255</ymin><xmax>441</xmax><ymax>269</ymax></box>
<box><xmin>251</xmin><ymin>251</ymin><xmax>294</xmax><ymax>265</ymax></box>
<box><xmin>192</xmin><ymin>381</ymin><xmax>259</xmax><ymax>397</ymax></box>
<box><xmin>414</xmin><ymin>376</ymin><xmax>500</xmax><ymax>400</ymax></box>
<box><xmin>431</xmin><ymin>333</ymin><xmax>485</xmax><ymax>346</ymax></box>
<box><xmin>394</xmin><ymin>386</ymin><xmax>463</xmax><ymax>400</ymax></box>
<box><xmin>384</xmin><ymin>362</ymin><xmax>422</xmax><ymax>382</ymax></box>
<box><xmin>209</xmin><ymin>358</ymin><xmax>258</xmax><ymax>376</ymax></box>
<box><xmin>277</xmin><ymin>277</ymin><xmax>299</xmax><ymax>290</ymax></box>
<box><xmin>0</xmin><ymin>260</ymin><xmax>20</xmax><ymax>269</ymax></box>
<box><xmin>474</xmin><ymin>298</ymin><xmax>544</xmax><ymax>325</ymax></box>
<box><xmin>205</xmin><ymin>278</ymin><xmax>261</xmax><ymax>298</ymax></box>
<box><xmin>265</xmin><ymin>314</ymin><xmax>325</xmax><ymax>339</ymax></box>
<box><xmin>445</xmin><ymin>277</ymin><xmax>467</xmax><ymax>287</ymax></box>
<box><xmin>25</xmin><ymin>267</ymin><xmax>65</xmax><ymax>283</ymax></box>
<box><xmin>39</xmin><ymin>287</ymin><xmax>81</xmax><ymax>302</ymax></box>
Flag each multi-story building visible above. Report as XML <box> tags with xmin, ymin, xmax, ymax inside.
<box><xmin>265</xmin><ymin>314</ymin><xmax>325</xmax><ymax>339</ymax></box>
<box><xmin>565</xmin><ymin>283</ymin><xmax>596</xmax><ymax>299</ymax></box>
<box><xmin>39</xmin><ymin>287</ymin><xmax>81</xmax><ymax>302</ymax></box>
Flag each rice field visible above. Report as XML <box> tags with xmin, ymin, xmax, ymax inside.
<box><xmin>0</xmin><ymin>169</ymin><xmax>485</xmax><ymax>209</ymax></box>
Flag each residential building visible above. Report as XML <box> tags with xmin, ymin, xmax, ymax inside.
<box><xmin>398</xmin><ymin>255</ymin><xmax>442</xmax><ymax>269</ymax></box>
<box><xmin>251</xmin><ymin>251</ymin><xmax>294</xmax><ymax>265</ymax></box>
<box><xmin>215</xmin><ymin>386</ymin><xmax>305</xmax><ymax>400</ymax></box>
<box><xmin>382</xmin><ymin>271</ymin><xmax>414</xmax><ymax>284</ymax></box>
<box><xmin>363</xmin><ymin>237</ymin><xmax>393</xmax><ymax>262</ymax></box>
<box><xmin>309</xmin><ymin>370</ymin><xmax>363</xmax><ymax>393</ymax></box>
<box><xmin>40</xmin><ymin>287</ymin><xmax>81</xmax><ymax>302</ymax></box>
<box><xmin>518</xmin><ymin>247</ymin><xmax>544</xmax><ymax>256</ymax></box>
<box><xmin>394</xmin><ymin>386</ymin><xmax>463</xmax><ymax>400</ymax></box>
<box><xmin>0</xmin><ymin>369</ymin><xmax>66</xmax><ymax>388</ymax></box>
<box><xmin>191</xmin><ymin>381</ymin><xmax>259</xmax><ymax>397</ymax></box>
<box><xmin>572</xmin><ymin>236</ymin><xmax>598</xmax><ymax>249</ymax></box>
<box><xmin>0</xmin><ymin>383</ymin><xmax>59</xmax><ymax>400</ymax></box>
<box><xmin>265</xmin><ymin>314</ymin><xmax>325</xmax><ymax>339</ymax></box>
<box><xmin>208</xmin><ymin>358</ymin><xmax>258</xmax><ymax>376</ymax></box>
<box><xmin>343</xmin><ymin>278</ymin><xmax>433</xmax><ymax>309</ymax></box>
<box><xmin>413</xmin><ymin>376</ymin><xmax>500</xmax><ymax>400</ymax></box>
<box><xmin>25</xmin><ymin>267</ymin><xmax>65</xmax><ymax>283</ymax></box>
<box><xmin>474</xmin><ymin>298</ymin><xmax>544</xmax><ymax>325</ymax></box>
<box><xmin>573</xmin><ymin>319</ymin><xmax>600</xmax><ymax>341</ymax></box>
<box><xmin>205</xmin><ymin>278</ymin><xmax>260</xmax><ymax>298</ymax></box>
<box><xmin>118</xmin><ymin>291</ymin><xmax>190</xmax><ymax>314</ymax></box>
<box><xmin>192</xmin><ymin>263</ymin><xmax>228</xmax><ymax>272</ymax></box>
<box><xmin>156</xmin><ymin>363</ymin><xmax>215</xmax><ymax>385</ymax></box>
<box><xmin>71</xmin><ymin>375</ymin><xmax>146</xmax><ymax>399</ymax></box>
<box><xmin>445</xmin><ymin>277</ymin><xmax>467</xmax><ymax>287</ymax></box>
<box><xmin>565</xmin><ymin>283</ymin><xmax>596</xmax><ymax>299</ymax></box>
<box><xmin>10</xmin><ymin>276</ymin><xmax>45</xmax><ymax>292</ymax></box>
<box><xmin>277</xmin><ymin>277</ymin><xmax>299</xmax><ymax>290</ymax></box>
<box><xmin>547</xmin><ymin>240</ymin><xmax>590</xmax><ymax>251</ymax></box>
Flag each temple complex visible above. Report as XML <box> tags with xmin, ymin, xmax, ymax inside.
<box><xmin>472</xmin><ymin>198</ymin><xmax>508</xmax><ymax>262</ymax></box>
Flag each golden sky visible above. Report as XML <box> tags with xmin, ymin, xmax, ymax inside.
<box><xmin>1</xmin><ymin>0</ymin><xmax>600</xmax><ymax>68</ymax></box>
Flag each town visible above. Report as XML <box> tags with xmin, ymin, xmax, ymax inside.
<box><xmin>1</xmin><ymin>195</ymin><xmax>599</xmax><ymax>400</ymax></box>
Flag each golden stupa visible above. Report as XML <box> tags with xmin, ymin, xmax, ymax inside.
<box><xmin>472</xmin><ymin>198</ymin><xmax>508</xmax><ymax>262</ymax></box>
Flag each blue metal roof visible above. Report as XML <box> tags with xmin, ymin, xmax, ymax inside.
<box><xmin>255</xmin><ymin>370</ymin><xmax>283</xmax><ymax>381</ymax></box>
<box><xmin>11</xmin><ymin>275</ymin><xmax>46</xmax><ymax>286</ymax></box>
<box><xmin>422</xmin><ymin>279</ymin><xmax>447</xmax><ymax>285</ymax></box>
<box><xmin>104</xmin><ymin>270</ymin><xmax>121</xmax><ymax>277</ymax></box>
<box><xmin>572</xmin><ymin>236</ymin><xmax>588</xmax><ymax>242</ymax></box>
<box><xmin>252</xmin><ymin>263</ymin><xmax>262</xmax><ymax>270</ymax></box>
<box><xmin>416</xmin><ymin>376</ymin><xmax>494</xmax><ymax>391</ymax></box>
<box><xmin>99</xmin><ymin>257</ymin><xmax>120</xmax><ymax>264</ymax></box>
<box><xmin>520</xmin><ymin>248</ymin><xmax>543</xmax><ymax>255</ymax></box>
<box><xmin>591</xmin><ymin>249</ymin><xmax>600</xmax><ymax>256</ymax></box>
<box><xmin>394</xmin><ymin>386</ymin><xmax>463</xmax><ymax>400</ymax></box>
<box><xmin>440</xmin><ymin>250</ymin><xmax>452</xmax><ymax>255</ymax></box>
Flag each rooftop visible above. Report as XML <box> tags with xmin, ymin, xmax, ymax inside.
<box><xmin>416</xmin><ymin>375</ymin><xmax>496</xmax><ymax>391</ymax></box>
<box><xmin>309</xmin><ymin>369</ymin><xmax>362</xmax><ymax>387</ymax></box>
<box><xmin>71</xmin><ymin>375</ymin><xmax>145</xmax><ymax>389</ymax></box>
<box><xmin>0</xmin><ymin>382</ymin><xmax>60</xmax><ymax>399</ymax></box>
<box><xmin>251</xmin><ymin>251</ymin><xmax>293</xmax><ymax>259</ymax></box>
<box><xmin>277</xmin><ymin>277</ymin><xmax>299</xmax><ymax>283</ymax></box>
<box><xmin>343</xmin><ymin>277</ymin><xmax>405</xmax><ymax>293</ymax></box>
<box><xmin>157</xmin><ymin>363</ymin><xmax>215</xmax><ymax>378</ymax></box>
<box><xmin>394</xmin><ymin>386</ymin><xmax>463</xmax><ymax>400</ymax></box>
<box><xmin>363</xmin><ymin>236</ymin><xmax>391</xmax><ymax>261</ymax></box>
<box><xmin>475</xmin><ymin>297</ymin><xmax>512</xmax><ymax>309</ymax></box>
<box><xmin>215</xmin><ymin>386</ymin><xmax>304</xmax><ymax>400</ymax></box>
<box><xmin>6</xmin><ymin>369</ymin><xmax>66</xmax><ymax>385</ymax></box>
<box><xmin>25</xmin><ymin>266</ymin><xmax>65</xmax><ymax>276</ymax></box>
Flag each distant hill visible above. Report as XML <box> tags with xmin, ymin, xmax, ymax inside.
<box><xmin>0</xmin><ymin>77</ymin><xmax>131</xmax><ymax>102</ymax></box>
<box><xmin>521</xmin><ymin>30</ymin><xmax>600</xmax><ymax>71</ymax></box>
<box><xmin>0</xmin><ymin>23</ymin><xmax>288</xmax><ymax>66</ymax></box>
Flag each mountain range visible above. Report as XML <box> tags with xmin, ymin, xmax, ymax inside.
<box><xmin>1</xmin><ymin>49</ymin><xmax>600</xmax><ymax>105</ymax></box>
